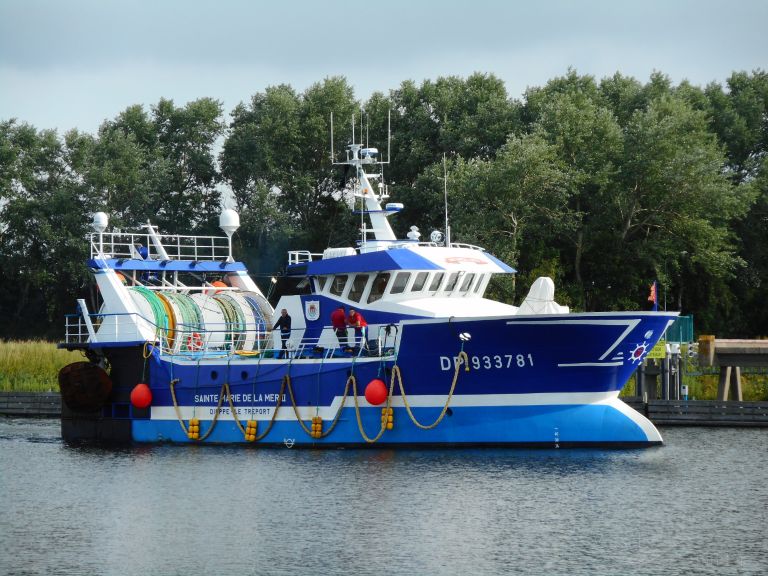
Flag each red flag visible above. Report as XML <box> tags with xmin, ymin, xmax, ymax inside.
<box><xmin>647</xmin><ymin>282</ymin><xmax>657</xmax><ymax>303</ymax></box>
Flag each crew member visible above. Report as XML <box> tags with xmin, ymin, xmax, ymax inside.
<box><xmin>348</xmin><ymin>308</ymin><xmax>368</xmax><ymax>350</ymax></box>
<box><xmin>330</xmin><ymin>305</ymin><xmax>348</xmax><ymax>349</ymax></box>
<box><xmin>273</xmin><ymin>308</ymin><xmax>291</xmax><ymax>358</ymax></box>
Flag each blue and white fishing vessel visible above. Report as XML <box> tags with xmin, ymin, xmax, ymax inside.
<box><xmin>59</xmin><ymin>132</ymin><xmax>676</xmax><ymax>447</ymax></box>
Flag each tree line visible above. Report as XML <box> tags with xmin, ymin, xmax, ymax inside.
<box><xmin>1</xmin><ymin>70</ymin><xmax>766</xmax><ymax>339</ymax></box>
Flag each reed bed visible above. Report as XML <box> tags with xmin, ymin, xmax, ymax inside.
<box><xmin>0</xmin><ymin>340</ymin><xmax>80</xmax><ymax>392</ymax></box>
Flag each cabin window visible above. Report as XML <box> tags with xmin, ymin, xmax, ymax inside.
<box><xmin>390</xmin><ymin>272</ymin><xmax>410</xmax><ymax>294</ymax></box>
<box><xmin>368</xmin><ymin>272</ymin><xmax>390</xmax><ymax>303</ymax></box>
<box><xmin>460</xmin><ymin>273</ymin><xmax>475</xmax><ymax>293</ymax></box>
<box><xmin>411</xmin><ymin>271</ymin><xmax>428</xmax><ymax>292</ymax></box>
<box><xmin>474</xmin><ymin>275</ymin><xmax>486</xmax><ymax>294</ymax></box>
<box><xmin>428</xmin><ymin>272</ymin><xmax>444</xmax><ymax>292</ymax></box>
<box><xmin>348</xmin><ymin>274</ymin><xmax>370</xmax><ymax>302</ymax></box>
<box><xmin>329</xmin><ymin>275</ymin><xmax>348</xmax><ymax>297</ymax></box>
<box><xmin>444</xmin><ymin>272</ymin><xmax>459</xmax><ymax>292</ymax></box>
<box><xmin>316</xmin><ymin>276</ymin><xmax>330</xmax><ymax>292</ymax></box>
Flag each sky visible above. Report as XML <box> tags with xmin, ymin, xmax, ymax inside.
<box><xmin>1</xmin><ymin>0</ymin><xmax>766</xmax><ymax>135</ymax></box>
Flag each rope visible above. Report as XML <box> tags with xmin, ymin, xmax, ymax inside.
<box><xmin>284</xmin><ymin>372</ymin><xmax>352</xmax><ymax>439</ymax></box>
<box><xmin>350</xmin><ymin>373</ymin><xmax>394</xmax><ymax>443</ymax></box>
<box><xmin>227</xmin><ymin>378</ymin><xmax>287</xmax><ymax>441</ymax></box>
<box><xmin>170</xmin><ymin>378</ymin><xmax>228</xmax><ymax>441</ymax></box>
<box><xmin>394</xmin><ymin>351</ymin><xmax>469</xmax><ymax>430</ymax></box>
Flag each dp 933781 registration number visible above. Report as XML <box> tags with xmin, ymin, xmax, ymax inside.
<box><xmin>440</xmin><ymin>354</ymin><xmax>534</xmax><ymax>371</ymax></box>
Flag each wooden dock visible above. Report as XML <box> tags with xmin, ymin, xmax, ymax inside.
<box><xmin>0</xmin><ymin>392</ymin><xmax>61</xmax><ymax>417</ymax></box>
<box><xmin>623</xmin><ymin>397</ymin><xmax>768</xmax><ymax>427</ymax></box>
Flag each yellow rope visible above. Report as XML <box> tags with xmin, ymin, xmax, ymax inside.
<box><xmin>224</xmin><ymin>379</ymin><xmax>286</xmax><ymax>441</ymax></box>
<box><xmin>350</xmin><ymin>374</ymin><xmax>395</xmax><ymax>443</ymax></box>
<box><xmin>284</xmin><ymin>373</ymin><xmax>352</xmax><ymax>439</ymax></box>
<box><xmin>170</xmin><ymin>378</ymin><xmax>228</xmax><ymax>441</ymax></box>
<box><xmin>394</xmin><ymin>350</ymin><xmax>469</xmax><ymax>430</ymax></box>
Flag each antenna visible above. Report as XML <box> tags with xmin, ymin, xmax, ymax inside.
<box><xmin>443</xmin><ymin>153</ymin><xmax>451</xmax><ymax>247</ymax></box>
<box><xmin>352</xmin><ymin>113</ymin><xmax>355</xmax><ymax>145</ymax></box>
<box><xmin>330</xmin><ymin>112</ymin><xmax>335</xmax><ymax>162</ymax></box>
<box><xmin>387</xmin><ymin>109</ymin><xmax>391</xmax><ymax>164</ymax></box>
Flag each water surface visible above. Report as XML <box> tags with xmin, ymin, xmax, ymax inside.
<box><xmin>1</xmin><ymin>419</ymin><xmax>766</xmax><ymax>575</ymax></box>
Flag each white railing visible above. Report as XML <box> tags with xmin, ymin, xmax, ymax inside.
<box><xmin>63</xmin><ymin>312</ymin><xmax>392</xmax><ymax>360</ymax></box>
<box><xmin>287</xmin><ymin>250</ymin><xmax>323</xmax><ymax>265</ymax></box>
<box><xmin>449</xmin><ymin>242</ymin><xmax>485</xmax><ymax>251</ymax></box>
<box><xmin>90</xmin><ymin>232</ymin><xmax>230</xmax><ymax>261</ymax></box>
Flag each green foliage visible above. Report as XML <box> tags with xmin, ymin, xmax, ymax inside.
<box><xmin>1</xmin><ymin>69</ymin><xmax>767</xmax><ymax>339</ymax></box>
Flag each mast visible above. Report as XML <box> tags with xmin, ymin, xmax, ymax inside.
<box><xmin>331</xmin><ymin>112</ymin><xmax>397</xmax><ymax>246</ymax></box>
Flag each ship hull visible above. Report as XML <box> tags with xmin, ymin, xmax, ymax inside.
<box><xmin>61</xmin><ymin>312</ymin><xmax>673</xmax><ymax>447</ymax></box>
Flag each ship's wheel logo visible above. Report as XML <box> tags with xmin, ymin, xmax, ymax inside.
<box><xmin>629</xmin><ymin>342</ymin><xmax>649</xmax><ymax>364</ymax></box>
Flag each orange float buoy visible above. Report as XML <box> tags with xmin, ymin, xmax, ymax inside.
<box><xmin>364</xmin><ymin>378</ymin><xmax>387</xmax><ymax>406</ymax></box>
<box><xmin>130</xmin><ymin>383</ymin><xmax>153</xmax><ymax>409</ymax></box>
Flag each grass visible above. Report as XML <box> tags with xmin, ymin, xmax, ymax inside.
<box><xmin>0</xmin><ymin>340</ymin><xmax>82</xmax><ymax>392</ymax></box>
<box><xmin>621</xmin><ymin>366</ymin><xmax>768</xmax><ymax>400</ymax></box>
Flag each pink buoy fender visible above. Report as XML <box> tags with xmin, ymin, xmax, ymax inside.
<box><xmin>130</xmin><ymin>383</ymin><xmax>153</xmax><ymax>409</ymax></box>
<box><xmin>364</xmin><ymin>378</ymin><xmax>388</xmax><ymax>406</ymax></box>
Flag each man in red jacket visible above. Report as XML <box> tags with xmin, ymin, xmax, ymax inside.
<box><xmin>330</xmin><ymin>305</ymin><xmax>348</xmax><ymax>349</ymax></box>
<box><xmin>348</xmin><ymin>308</ymin><xmax>368</xmax><ymax>351</ymax></box>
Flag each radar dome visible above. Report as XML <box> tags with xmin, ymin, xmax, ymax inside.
<box><xmin>219</xmin><ymin>209</ymin><xmax>240</xmax><ymax>236</ymax></box>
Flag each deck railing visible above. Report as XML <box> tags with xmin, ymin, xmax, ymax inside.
<box><xmin>90</xmin><ymin>232</ymin><xmax>230</xmax><ymax>261</ymax></box>
<box><xmin>64</xmin><ymin>312</ymin><xmax>392</xmax><ymax>360</ymax></box>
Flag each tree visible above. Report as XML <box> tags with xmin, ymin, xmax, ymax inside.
<box><xmin>221</xmin><ymin>77</ymin><xmax>359</xmax><ymax>258</ymax></box>
<box><xmin>0</xmin><ymin>121</ymin><xmax>94</xmax><ymax>337</ymax></box>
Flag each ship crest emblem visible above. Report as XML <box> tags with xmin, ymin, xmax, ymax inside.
<box><xmin>305</xmin><ymin>300</ymin><xmax>320</xmax><ymax>321</ymax></box>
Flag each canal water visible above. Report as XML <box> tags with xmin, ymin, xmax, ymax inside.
<box><xmin>0</xmin><ymin>419</ymin><xmax>766</xmax><ymax>576</ymax></box>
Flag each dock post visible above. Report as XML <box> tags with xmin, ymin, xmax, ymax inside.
<box><xmin>717</xmin><ymin>366</ymin><xmax>743</xmax><ymax>401</ymax></box>
<box><xmin>662</xmin><ymin>355</ymin><xmax>670</xmax><ymax>400</ymax></box>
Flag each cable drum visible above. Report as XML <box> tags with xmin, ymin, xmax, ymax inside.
<box><xmin>163</xmin><ymin>292</ymin><xmax>203</xmax><ymax>352</ymax></box>
<box><xmin>214</xmin><ymin>294</ymin><xmax>247</xmax><ymax>350</ymax></box>
<box><xmin>125</xmin><ymin>287</ymin><xmax>268</xmax><ymax>354</ymax></box>
<box><xmin>190</xmin><ymin>292</ymin><xmax>227</xmax><ymax>349</ymax></box>
<box><xmin>220</xmin><ymin>291</ymin><xmax>260</xmax><ymax>351</ymax></box>
<box><xmin>129</xmin><ymin>287</ymin><xmax>170</xmax><ymax>344</ymax></box>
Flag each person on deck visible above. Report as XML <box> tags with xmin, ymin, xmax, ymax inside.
<box><xmin>330</xmin><ymin>305</ymin><xmax>348</xmax><ymax>349</ymax></box>
<box><xmin>347</xmin><ymin>308</ymin><xmax>368</xmax><ymax>350</ymax></box>
<box><xmin>273</xmin><ymin>308</ymin><xmax>291</xmax><ymax>358</ymax></box>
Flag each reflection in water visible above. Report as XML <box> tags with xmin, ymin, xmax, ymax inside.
<box><xmin>0</xmin><ymin>419</ymin><xmax>766</xmax><ymax>575</ymax></box>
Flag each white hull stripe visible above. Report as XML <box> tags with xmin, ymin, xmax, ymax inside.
<box><xmin>150</xmin><ymin>391</ymin><xmax>622</xmax><ymax>421</ymax></box>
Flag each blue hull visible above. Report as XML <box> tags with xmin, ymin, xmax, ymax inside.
<box><xmin>133</xmin><ymin>402</ymin><xmax>659</xmax><ymax>447</ymax></box>
<box><xmin>125</xmin><ymin>312</ymin><xmax>673</xmax><ymax>447</ymax></box>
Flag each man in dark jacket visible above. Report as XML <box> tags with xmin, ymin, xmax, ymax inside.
<box><xmin>273</xmin><ymin>308</ymin><xmax>291</xmax><ymax>358</ymax></box>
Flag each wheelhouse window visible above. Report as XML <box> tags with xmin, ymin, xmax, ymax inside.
<box><xmin>411</xmin><ymin>271</ymin><xmax>428</xmax><ymax>292</ymax></box>
<box><xmin>390</xmin><ymin>272</ymin><xmax>410</xmax><ymax>294</ymax></box>
<box><xmin>428</xmin><ymin>272</ymin><xmax>444</xmax><ymax>292</ymax></box>
<box><xmin>444</xmin><ymin>272</ymin><xmax>459</xmax><ymax>292</ymax></box>
<box><xmin>460</xmin><ymin>273</ymin><xmax>475</xmax><ymax>293</ymax></box>
<box><xmin>348</xmin><ymin>274</ymin><xmax>370</xmax><ymax>302</ymax></box>
<box><xmin>316</xmin><ymin>276</ymin><xmax>330</xmax><ymax>292</ymax></box>
<box><xmin>329</xmin><ymin>275</ymin><xmax>348</xmax><ymax>297</ymax></box>
<box><xmin>368</xmin><ymin>272</ymin><xmax>390</xmax><ymax>303</ymax></box>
